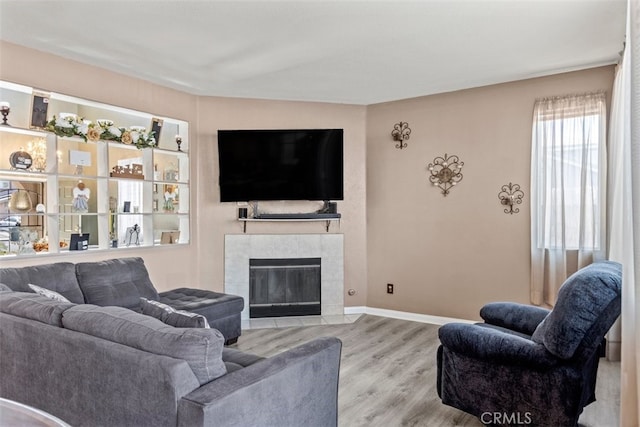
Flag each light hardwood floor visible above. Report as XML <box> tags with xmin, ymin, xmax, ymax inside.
<box><xmin>231</xmin><ymin>314</ymin><xmax>620</xmax><ymax>427</ymax></box>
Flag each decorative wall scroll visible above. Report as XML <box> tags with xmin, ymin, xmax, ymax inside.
<box><xmin>391</xmin><ymin>121</ymin><xmax>411</xmax><ymax>149</ymax></box>
<box><xmin>427</xmin><ymin>153</ymin><xmax>463</xmax><ymax>196</ymax></box>
<box><xmin>498</xmin><ymin>182</ymin><xmax>524</xmax><ymax>214</ymax></box>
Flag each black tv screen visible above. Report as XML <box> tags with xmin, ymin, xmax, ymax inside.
<box><xmin>218</xmin><ymin>129</ymin><xmax>344</xmax><ymax>202</ymax></box>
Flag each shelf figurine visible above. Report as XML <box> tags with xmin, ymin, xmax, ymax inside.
<box><xmin>72</xmin><ymin>180</ymin><xmax>90</xmax><ymax>213</ymax></box>
<box><xmin>18</xmin><ymin>229</ymin><xmax>38</xmax><ymax>254</ymax></box>
<box><xmin>164</xmin><ymin>185</ymin><xmax>177</xmax><ymax>212</ymax></box>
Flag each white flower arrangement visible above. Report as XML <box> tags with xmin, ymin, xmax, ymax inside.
<box><xmin>46</xmin><ymin>114</ymin><xmax>157</xmax><ymax>149</ymax></box>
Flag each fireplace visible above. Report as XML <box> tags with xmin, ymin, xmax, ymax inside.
<box><xmin>224</xmin><ymin>234</ymin><xmax>344</xmax><ymax>320</ymax></box>
<box><xmin>249</xmin><ymin>258</ymin><xmax>321</xmax><ymax>318</ymax></box>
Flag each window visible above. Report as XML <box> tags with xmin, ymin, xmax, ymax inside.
<box><xmin>531</xmin><ymin>93</ymin><xmax>606</xmax><ymax>251</ymax></box>
<box><xmin>530</xmin><ymin>92</ymin><xmax>607</xmax><ymax>306</ymax></box>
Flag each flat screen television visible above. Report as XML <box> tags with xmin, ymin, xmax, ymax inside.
<box><xmin>218</xmin><ymin>129</ymin><xmax>343</xmax><ymax>202</ymax></box>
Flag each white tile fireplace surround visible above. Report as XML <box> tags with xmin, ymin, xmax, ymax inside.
<box><xmin>225</xmin><ymin>234</ymin><xmax>344</xmax><ymax>320</ymax></box>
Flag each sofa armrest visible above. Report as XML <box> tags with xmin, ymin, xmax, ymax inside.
<box><xmin>480</xmin><ymin>302</ymin><xmax>550</xmax><ymax>336</ymax></box>
<box><xmin>178</xmin><ymin>337</ymin><xmax>342</xmax><ymax>427</ymax></box>
<box><xmin>439</xmin><ymin>323</ymin><xmax>558</xmax><ymax>368</ymax></box>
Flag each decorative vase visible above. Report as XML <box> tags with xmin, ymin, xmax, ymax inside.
<box><xmin>9</xmin><ymin>190</ymin><xmax>32</xmax><ymax>212</ymax></box>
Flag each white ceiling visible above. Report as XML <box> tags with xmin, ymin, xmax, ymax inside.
<box><xmin>0</xmin><ymin>0</ymin><xmax>627</xmax><ymax>105</ymax></box>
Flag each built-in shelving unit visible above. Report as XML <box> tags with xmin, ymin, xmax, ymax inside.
<box><xmin>0</xmin><ymin>80</ymin><xmax>190</xmax><ymax>257</ymax></box>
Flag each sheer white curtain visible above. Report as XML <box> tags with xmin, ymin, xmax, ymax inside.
<box><xmin>530</xmin><ymin>93</ymin><xmax>607</xmax><ymax>306</ymax></box>
<box><xmin>607</xmin><ymin>43</ymin><xmax>630</xmax><ymax>367</ymax></box>
<box><xmin>615</xmin><ymin>0</ymin><xmax>640</xmax><ymax>424</ymax></box>
<box><xmin>609</xmin><ymin>30</ymin><xmax>639</xmax><ymax>424</ymax></box>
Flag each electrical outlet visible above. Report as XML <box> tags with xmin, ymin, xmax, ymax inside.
<box><xmin>387</xmin><ymin>283</ymin><xmax>394</xmax><ymax>294</ymax></box>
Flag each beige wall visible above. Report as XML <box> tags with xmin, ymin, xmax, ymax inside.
<box><xmin>0</xmin><ymin>41</ymin><xmax>199</xmax><ymax>290</ymax></box>
<box><xmin>196</xmin><ymin>97</ymin><xmax>368</xmax><ymax>306</ymax></box>
<box><xmin>0</xmin><ymin>42</ymin><xmax>369</xmax><ymax>306</ymax></box>
<box><xmin>365</xmin><ymin>66</ymin><xmax>615</xmax><ymax>320</ymax></box>
<box><xmin>0</xmin><ymin>41</ymin><xmax>615</xmax><ymax>318</ymax></box>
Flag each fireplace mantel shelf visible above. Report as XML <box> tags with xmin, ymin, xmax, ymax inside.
<box><xmin>238</xmin><ymin>216</ymin><xmax>341</xmax><ymax>233</ymax></box>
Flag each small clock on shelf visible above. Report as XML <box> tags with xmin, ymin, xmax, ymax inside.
<box><xmin>9</xmin><ymin>149</ymin><xmax>33</xmax><ymax>170</ymax></box>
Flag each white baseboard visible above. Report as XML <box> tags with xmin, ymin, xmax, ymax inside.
<box><xmin>343</xmin><ymin>306</ymin><xmax>367</xmax><ymax>315</ymax></box>
<box><xmin>344</xmin><ymin>306</ymin><xmax>475</xmax><ymax>326</ymax></box>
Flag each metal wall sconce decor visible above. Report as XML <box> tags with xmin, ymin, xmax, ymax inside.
<box><xmin>498</xmin><ymin>182</ymin><xmax>524</xmax><ymax>214</ymax></box>
<box><xmin>391</xmin><ymin>121</ymin><xmax>411</xmax><ymax>149</ymax></box>
<box><xmin>427</xmin><ymin>153</ymin><xmax>463</xmax><ymax>196</ymax></box>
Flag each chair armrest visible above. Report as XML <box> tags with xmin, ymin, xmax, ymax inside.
<box><xmin>177</xmin><ymin>337</ymin><xmax>342</xmax><ymax>427</ymax></box>
<box><xmin>439</xmin><ymin>323</ymin><xmax>558</xmax><ymax>368</ymax></box>
<box><xmin>480</xmin><ymin>302</ymin><xmax>550</xmax><ymax>335</ymax></box>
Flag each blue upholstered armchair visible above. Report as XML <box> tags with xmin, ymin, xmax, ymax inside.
<box><xmin>436</xmin><ymin>261</ymin><xmax>622</xmax><ymax>426</ymax></box>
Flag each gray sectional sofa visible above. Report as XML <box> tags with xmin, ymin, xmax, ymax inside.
<box><xmin>0</xmin><ymin>264</ymin><xmax>342</xmax><ymax>427</ymax></box>
<box><xmin>0</xmin><ymin>257</ymin><xmax>244</xmax><ymax>343</ymax></box>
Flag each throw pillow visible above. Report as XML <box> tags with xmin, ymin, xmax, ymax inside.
<box><xmin>28</xmin><ymin>283</ymin><xmax>71</xmax><ymax>303</ymax></box>
<box><xmin>140</xmin><ymin>297</ymin><xmax>210</xmax><ymax>328</ymax></box>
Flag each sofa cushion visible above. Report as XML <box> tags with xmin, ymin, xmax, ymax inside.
<box><xmin>531</xmin><ymin>261</ymin><xmax>622</xmax><ymax>359</ymax></box>
<box><xmin>28</xmin><ymin>284</ymin><xmax>71</xmax><ymax>303</ymax></box>
<box><xmin>0</xmin><ymin>292</ymin><xmax>75</xmax><ymax>326</ymax></box>
<box><xmin>62</xmin><ymin>305</ymin><xmax>226</xmax><ymax>385</ymax></box>
<box><xmin>0</xmin><ymin>283</ymin><xmax>11</xmax><ymax>292</ymax></box>
<box><xmin>159</xmin><ymin>288</ymin><xmax>244</xmax><ymax>320</ymax></box>
<box><xmin>0</xmin><ymin>262</ymin><xmax>84</xmax><ymax>303</ymax></box>
<box><xmin>75</xmin><ymin>257</ymin><xmax>159</xmax><ymax>310</ymax></box>
<box><xmin>140</xmin><ymin>297</ymin><xmax>210</xmax><ymax>328</ymax></box>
